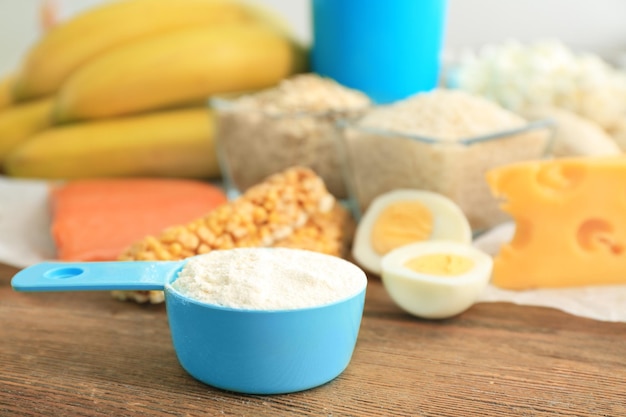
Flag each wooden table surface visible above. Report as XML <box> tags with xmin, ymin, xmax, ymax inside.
<box><xmin>2</xmin><ymin>261</ymin><xmax>625</xmax><ymax>417</ymax></box>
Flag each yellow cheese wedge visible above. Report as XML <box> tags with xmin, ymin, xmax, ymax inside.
<box><xmin>486</xmin><ymin>156</ymin><xmax>626</xmax><ymax>290</ymax></box>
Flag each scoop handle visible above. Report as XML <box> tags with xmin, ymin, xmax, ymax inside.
<box><xmin>11</xmin><ymin>260</ymin><xmax>185</xmax><ymax>292</ymax></box>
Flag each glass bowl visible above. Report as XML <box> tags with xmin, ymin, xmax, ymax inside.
<box><xmin>337</xmin><ymin>118</ymin><xmax>555</xmax><ymax>232</ymax></box>
<box><xmin>212</xmin><ymin>96</ymin><xmax>366</xmax><ymax>200</ymax></box>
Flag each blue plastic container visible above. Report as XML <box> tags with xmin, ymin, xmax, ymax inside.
<box><xmin>11</xmin><ymin>249</ymin><xmax>367</xmax><ymax>394</ymax></box>
<box><xmin>166</xmin><ymin>278</ymin><xmax>366</xmax><ymax>394</ymax></box>
<box><xmin>311</xmin><ymin>0</ymin><xmax>448</xmax><ymax>104</ymax></box>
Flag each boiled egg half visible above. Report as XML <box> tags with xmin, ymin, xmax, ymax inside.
<box><xmin>381</xmin><ymin>240</ymin><xmax>493</xmax><ymax>319</ymax></box>
<box><xmin>352</xmin><ymin>189</ymin><xmax>472</xmax><ymax>276</ymax></box>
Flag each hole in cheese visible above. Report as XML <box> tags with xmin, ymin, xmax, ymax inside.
<box><xmin>510</xmin><ymin>217</ymin><xmax>532</xmax><ymax>249</ymax></box>
<box><xmin>536</xmin><ymin>162</ymin><xmax>586</xmax><ymax>193</ymax></box>
<box><xmin>371</xmin><ymin>200</ymin><xmax>433</xmax><ymax>255</ymax></box>
<box><xmin>404</xmin><ymin>253</ymin><xmax>474</xmax><ymax>276</ymax></box>
<box><xmin>577</xmin><ymin>219</ymin><xmax>623</xmax><ymax>255</ymax></box>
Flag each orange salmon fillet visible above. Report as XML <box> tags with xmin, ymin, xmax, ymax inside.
<box><xmin>50</xmin><ymin>178</ymin><xmax>227</xmax><ymax>261</ymax></box>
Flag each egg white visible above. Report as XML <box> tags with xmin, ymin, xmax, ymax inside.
<box><xmin>380</xmin><ymin>240</ymin><xmax>493</xmax><ymax>319</ymax></box>
<box><xmin>351</xmin><ymin>189</ymin><xmax>472</xmax><ymax>275</ymax></box>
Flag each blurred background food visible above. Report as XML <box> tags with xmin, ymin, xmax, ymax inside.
<box><xmin>338</xmin><ymin>89</ymin><xmax>554</xmax><ymax>231</ymax></box>
<box><xmin>1</xmin><ymin>0</ymin><xmax>625</xmax><ymax>183</ymax></box>
<box><xmin>0</xmin><ymin>0</ymin><xmax>306</xmax><ymax>179</ymax></box>
<box><xmin>50</xmin><ymin>178</ymin><xmax>227</xmax><ymax>262</ymax></box>
<box><xmin>452</xmin><ymin>39</ymin><xmax>626</xmax><ymax>133</ymax></box>
<box><xmin>1</xmin><ymin>0</ymin><xmax>626</xmax><ymax>296</ymax></box>
<box><xmin>3</xmin><ymin>0</ymin><xmax>626</xmax><ymax>77</ymax></box>
<box><xmin>214</xmin><ymin>74</ymin><xmax>371</xmax><ymax>199</ymax></box>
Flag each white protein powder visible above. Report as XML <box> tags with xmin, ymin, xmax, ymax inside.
<box><xmin>170</xmin><ymin>248</ymin><xmax>367</xmax><ymax>310</ymax></box>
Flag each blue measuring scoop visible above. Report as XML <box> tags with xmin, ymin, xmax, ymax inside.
<box><xmin>11</xmin><ymin>260</ymin><xmax>184</xmax><ymax>292</ymax></box>
<box><xmin>11</xmin><ymin>250</ymin><xmax>367</xmax><ymax>396</ymax></box>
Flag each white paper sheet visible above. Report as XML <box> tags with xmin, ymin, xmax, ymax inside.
<box><xmin>0</xmin><ymin>177</ymin><xmax>56</xmax><ymax>268</ymax></box>
<box><xmin>1</xmin><ymin>176</ymin><xmax>624</xmax><ymax>322</ymax></box>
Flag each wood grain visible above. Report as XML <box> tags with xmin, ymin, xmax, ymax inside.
<box><xmin>1</xmin><ymin>262</ymin><xmax>625</xmax><ymax>417</ymax></box>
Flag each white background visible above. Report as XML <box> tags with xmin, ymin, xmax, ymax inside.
<box><xmin>1</xmin><ymin>0</ymin><xmax>626</xmax><ymax>76</ymax></box>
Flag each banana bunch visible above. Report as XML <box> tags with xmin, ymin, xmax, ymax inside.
<box><xmin>1</xmin><ymin>0</ymin><xmax>306</xmax><ymax>179</ymax></box>
<box><xmin>0</xmin><ymin>74</ymin><xmax>15</xmax><ymax>111</ymax></box>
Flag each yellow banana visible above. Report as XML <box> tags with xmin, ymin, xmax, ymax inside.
<box><xmin>0</xmin><ymin>97</ymin><xmax>53</xmax><ymax>165</ymax></box>
<box><xmin>53</xmin><ymin>23</ymin><xmax>303</xmax><ymax>122</ymax></box>
<box><xmin>13</xmin><ymin>0</ymin><xmax>256</xmax><ymax>101</ymax></box>
<box><xmin>5</xmin><ymin>107</ymin><xmax>220</xmax><ymax>180</ymax></box>
<box><xmin>0</xmin><ymin>73</ymin><xmax>15</xmax><ymax>110</ymax></box>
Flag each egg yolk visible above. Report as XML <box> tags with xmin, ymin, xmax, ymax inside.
<box><xmin>371</xmin><ymin>200</ymin><xmax>433</xmax><ymax>255</ymax></box>
<box><xmin>404</xmin><ymin>253</ymin><xmax>474</xmax><ymax>276</ymax></box>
